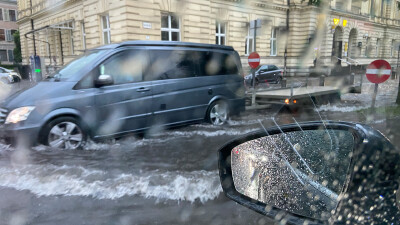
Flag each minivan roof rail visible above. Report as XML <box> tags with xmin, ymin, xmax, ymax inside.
<box><xmin>99</xmin><ymin>41</ymin><xmax>235</xmax><ymax>51</ymax></box>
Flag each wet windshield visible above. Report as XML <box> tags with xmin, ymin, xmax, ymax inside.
<box><xmin>0</xmin><ymin>0</ymin><xmax>400</xmax><ymax>224</ymax></box>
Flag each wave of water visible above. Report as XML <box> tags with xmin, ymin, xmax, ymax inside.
<box><xmin>0</xmin><ymin>164</ymin><xmax>222</xmax><ymax>203</ymax></box>
<box><xmin>316</xmin><ymin>104</ymin><xmax>370</xmax><ymax>112</ymax></box>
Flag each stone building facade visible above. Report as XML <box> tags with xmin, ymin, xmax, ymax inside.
<box><xmin>0</xmin><ymin>0</ymin><xmax>18</xmax><ymax>65</ymax></box>
<box><xmin>16</xmin><ymin>0</ymin><xmax>400</xmax><ymax>75</ymax></box>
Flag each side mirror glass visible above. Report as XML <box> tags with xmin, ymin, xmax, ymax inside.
<box><xmin>218</xmin><ymin>121</ymin><xmax>400</xmax><ymax>224</ymax></box>
<box><xmin>232</xmin><ymin>129</ymin><xmax>354</xmax><ymax>221</ymax></box>
<box><xmin>95</xmin><ymin>74</ymin><xmax>114</xmax><ymax>87</ymax></box>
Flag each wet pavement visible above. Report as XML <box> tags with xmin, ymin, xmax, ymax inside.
<box><xmin>0</xmin><ymin>77</ymin><xmax>399</xmax><ymax>225</ymax></box>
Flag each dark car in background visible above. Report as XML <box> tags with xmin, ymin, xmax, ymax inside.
<box><xmin>0</xmin><ymin>41</ymin><xmax>245</xmax><ymax>149</ymax></box>
<box><xmin>244</xmin><ymin>64</ymin><xmax>283</xmax><ymax>86</ymax></box>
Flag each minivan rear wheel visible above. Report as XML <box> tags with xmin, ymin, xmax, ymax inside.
<box><xmin>43</xmin><ymin>117</ymin><xmax>87</xmax><ymax>150</ymax></box>
<box><xmin>207</xmin><ymin>100</ymin><xmax>229</xmax><ymax>126</ymax></box>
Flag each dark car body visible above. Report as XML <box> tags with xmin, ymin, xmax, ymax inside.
<box><xmin>244</xmin><ymin>65</ymin><xmax>282</xmax><ymax>86</ymax></box>
<box><xmin>0</xmin><ymin>41</ymin><xmax>245</xmax><ymax>145</ymax></box>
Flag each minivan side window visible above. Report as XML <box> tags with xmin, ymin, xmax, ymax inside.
<box><xmin>199</xmin><ymin>51</ymin><xmax>239</xmax><ymax>76</ymax></box>
<box><xmin>98</xmin><ymin>50</ymin><xmax>147</xmax><ymax>85</ymax></box>
<box><xmin>147</xmin><ymin>50</ymin><xmax>199</xmax><ymax>81</ymax></box>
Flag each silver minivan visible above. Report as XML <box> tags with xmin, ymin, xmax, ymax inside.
<box><xmin>0</xmin><ymin>41</ymin><xmax>245</xmax><ymax>149</ymax></box>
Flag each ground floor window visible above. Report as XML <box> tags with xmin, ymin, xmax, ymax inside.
<box><xmin>0</xmin><ymin>50</ymin><xmax>7</xmax><ymax>61</ymax></box>
<box><xmin>7</xmin><ymin>49</ymin><xmax>13</xmax><ymax>62</ymax></box>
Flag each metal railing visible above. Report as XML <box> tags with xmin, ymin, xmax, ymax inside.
<box><xmin>333</xmin><ymin>56</ymin><xmax>351</xmax><ymax>65</ymax></box>
<box><xmin>346</xmin><ymin>57</ymin><xmax>360</xmax><ymax>66</ymax></box>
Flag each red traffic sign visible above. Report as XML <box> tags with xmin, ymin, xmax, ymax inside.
<box><xmin>366</xmin><ymin>60</ymin><xmax>391</xmax><ymax>84</ymax></box>
<box><xmin>248</xmin><ymin>52</ymin><xmax>260</xmax><ymax>69</ymax></box>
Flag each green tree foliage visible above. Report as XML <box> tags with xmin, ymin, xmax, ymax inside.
<box><xmin>13</xmin><ymin>30</ymin><xmax>22</xmax><ymax>64</ymax></box>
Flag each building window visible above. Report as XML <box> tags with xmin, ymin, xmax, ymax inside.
<box><xmin>161</xmin><ymin>13</ymin><xmax>180</xmax><ymax>41</ymax></box>
<box><xmin>0</xmin><ymin>9</ymin><xmax>3</xmax><ymax>21</ymax></box>
<box><xmin>7</xmin><ymin>49</ymin><xmax>13</xmax><ymax>62</ymax></box>
<box><xmin>245</xmin><ymin>26</ymin><xmax>254</xmax><ymax>55</ymax></box>
<box><xmin>70</xmin><ymin>30</ymin><xmax>74</xmax><ymax>55</ymax></box>
<box><xmin>81</xmin><ymin>22</ymin><xmax>86</xmax><ymax>50</ymax></box>
<box><xmin>391</xmin><ymin>40</ymin><xmax>395</xmax><ymax>57</ymax></box>
<box><xmin>0</xmin><ymin>29</ymin><xmax>5</xmax><ymax>41</ymax></box>
<box><xmin>101</xmin><ymin>15</ymin><xmax>111</xmax><ymax>44</ymax></box>
<box><xmin>0</xmin><ymin>50</ymin><xmax>7</xmax><ymax>61</ymax></box>
<box><xmin>3</xmin><ymin>9</ymin><xmax>9</xmax><ymax>21</ymax></box>
<box><xmin>270</xmin><ymin>28</ymin><xmax>278</xmax><ymax>56</ymax></box>
<box><xmin>376</xmin><ymin>38</ymin><xmax>381</xmax><ymax>57</ymax></box>
<box><xmin>9</xmin><ymin>10</ymin><xmax>16</xmax><ymax>21</ymax></box>
<box><xmin>5</xmin><ymin>30</ymin><xmax>13</xmax><ymax>42</ymax></box>
<box><xmin>365</xmin><ymin>37</ymin><xmax>370</xmax><ymax>57</ymax></box>
<box><xmin>216</xmin><ymin>22</ymin><xmax>226</xmax><ymax>45</ymax></box>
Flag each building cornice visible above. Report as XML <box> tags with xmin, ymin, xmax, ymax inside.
<box><xmin>17</xmin><ymin>0</ymin><xmax>81</xmax><ymax>24</ymax></box>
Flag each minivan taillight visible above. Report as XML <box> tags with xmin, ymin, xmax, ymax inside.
<box><xmin>281</xmin><ymin>70</ymin><xmax>283</xmax><ymax>76</ymax></box>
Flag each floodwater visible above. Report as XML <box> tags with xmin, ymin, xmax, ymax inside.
<box><xmin>0</xmin><ymin>76</ymin><xmax>399</xmax><ymax>225</ymax></box>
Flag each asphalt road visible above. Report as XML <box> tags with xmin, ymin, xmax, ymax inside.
<box><xmin>0</xmin><ymin>79</ymin><xmax>399</xmax><ymax>225</ymax></box>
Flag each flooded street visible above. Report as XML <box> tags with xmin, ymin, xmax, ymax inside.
<box><xmin>1</xmin><ymin>77</ymin><xmax>400</xmax><ymax>225</ymax></box>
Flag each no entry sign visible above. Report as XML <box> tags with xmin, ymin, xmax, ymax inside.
<box><xmin>366</xmin><ymin>60</ymin><xmax>391</xmax><ymax>84</ymax></box>
<box><xmin>248</xmin><ymin>52</ymin><xmax>260</xmax><ymax>69</ymax></box>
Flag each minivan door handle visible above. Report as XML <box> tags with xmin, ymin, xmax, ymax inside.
<box><xmin>136</xmin><ymin>87</ymin><xmax>150</xmax><ymax>92</ymax></box>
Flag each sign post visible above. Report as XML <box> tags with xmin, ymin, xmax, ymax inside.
<box><xmin>366</xmin><ymin>60</ymin><xmax>391</xmax><ymax>109</ymax></box>
<box><xmin>248</xmin><ymin>52</ymin><xmax>260</xmax><ymax>106</ymax></box>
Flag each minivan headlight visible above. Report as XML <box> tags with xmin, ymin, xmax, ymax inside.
<box><xmin>5</xmin><ymin>106</ymin><xmax>35</xmax><ymax>124</ymax></box>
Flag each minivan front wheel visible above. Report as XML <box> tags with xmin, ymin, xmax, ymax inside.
<box><xmin>43</xmin><ymin>117</ymin><xmax>86</xmax><ymax>149</ymax></box>
<box><xmin>207</xmin><ymin>101</ymin><xmax>229</xmax><ymax>126</ymax></box>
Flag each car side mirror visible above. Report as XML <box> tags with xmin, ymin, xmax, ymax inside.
<box><xmin>218</xmin><ymin>121</ymin><xmax>400</xmax><ymax>224</ymax></box>
<box><xmin>95</xmin><ymin>74</ymin><xmax>114</xmax><ymax>87</ymax></box>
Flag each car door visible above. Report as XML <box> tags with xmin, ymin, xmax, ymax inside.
<box><xmin>93</xmin><ymin>48</ymin><xmax>153</xmax><ymax>138</ymax></box>
<box><xmin>265</xmin><ymin>65</ymin><xmax>278</xmax><ymax>82</ymax></box>
<box><xmin>146</xmin><ymin>48</ymin><xmax>202</xmax><ymax>127</ymax></box>
<box><xmin>257</xmin><ymin>66</ymin><xmax>268</xmax><ymax>82</ymax></box>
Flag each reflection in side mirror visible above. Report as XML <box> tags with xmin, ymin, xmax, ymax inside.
<box><xmin>231</xmin><ymin>129</ymin><xmax>354</xmax><ymax>221</ymax></box>
<box><xmin>95</xmin><ymin>74</ymin><xmax>114</xmax><ymax>87</ymax></box>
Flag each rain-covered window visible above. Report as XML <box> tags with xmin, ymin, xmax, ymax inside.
<box><xmin>101</xmin><ymin>15</ymin><xmax>111</xmax><ymax>44</ymax></box>
<box><xmin>161</xmin><ymin>13</ymin><xmax>180</xmax><ymax>41</ymax></box>
<box><xmin>216</xmin><ymin>22</ymin><xmax>226</xmax><ymax>45</ymax></box>
<box><xmin>270</xmin><ymin>27</ymin><xmax>278</xmax><ymax>56</ymax></box>
<box><xmin>99</xmin><ymin>50</ymin><xmax>146</xmax><ymax>84</ymax></box>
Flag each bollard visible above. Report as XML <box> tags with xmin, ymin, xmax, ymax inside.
<box><xmin>350</xmin><ymin>73</ymin><xmax>355</xmax><ymax>85</ymax></box>
<box><xmin>319</xmin><ymin>75</ymin><xmax>325</xmax><ymax>86</ymax></box>
<box><xmin>281</xmin><ymin>78</ymin><xmax>287</xmax><ymax>88</ymax></box>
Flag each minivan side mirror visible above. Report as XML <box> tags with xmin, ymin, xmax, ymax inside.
<box><xmin>95</xmin><ymin>74</ymin><xmax>114</xmax><ymax>87</ymax></box>
<box><xmin>218</xmin><ymin>121</ymin><xmax>400</xmax><ymax>224</ymax></box>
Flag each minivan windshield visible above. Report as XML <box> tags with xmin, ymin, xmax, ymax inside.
<box><xmin>47</xmin><ymin>50</ymin><xmax>105</xmax><ymax>80</ymax></box>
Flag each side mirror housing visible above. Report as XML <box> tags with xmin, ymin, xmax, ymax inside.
<box><xmin>218</xmin><ymin>121</ymin><xmax>399</xmax><ymax>224</ymax></box>
<box><xmin>95</xmin><ymin>74</ymin><xmax>114</xmax><ymax>87</ymax></box>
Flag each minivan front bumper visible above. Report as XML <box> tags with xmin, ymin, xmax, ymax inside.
<box><xmin>0</xmin><ymin>123</ymin><xmax>41</xmax><ymax>146</ymax></box>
